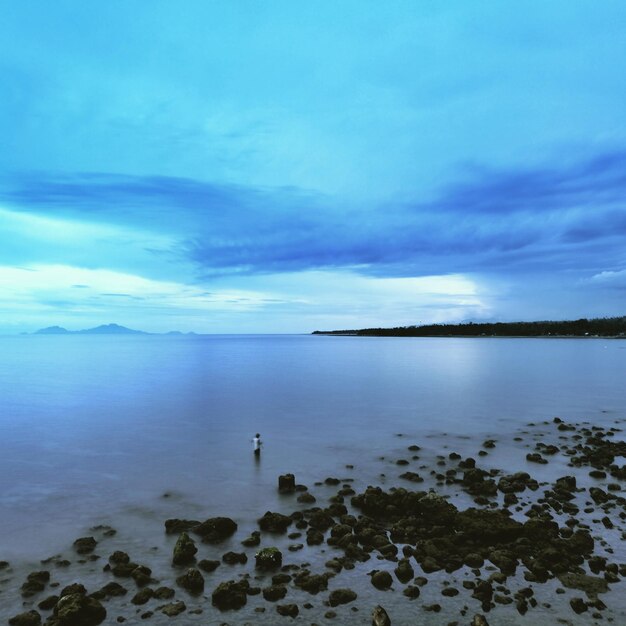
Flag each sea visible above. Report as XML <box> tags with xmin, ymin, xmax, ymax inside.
<box><xmin>0</xmin><ymin>334</ymin><xmax>625</xmax><ymax>623</ymax></box>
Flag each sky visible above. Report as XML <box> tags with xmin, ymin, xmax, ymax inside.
<box><xmin>1</xmin><ymin>1</ymin><xmax>625</xmax><ymax>333</ymax></box>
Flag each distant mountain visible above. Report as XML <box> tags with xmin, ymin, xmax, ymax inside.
<box><xmin>35</xmin><ymin>325</ymin><xmax>72</xmax><ymax>335</ymax></box>
<box><xmin>35</xmin><ymin>324</ymin><xmax>148</xmax><ymax>335</ymax></box>
<box><xmin>79</xmin><ymin>323</ymin><xmax>147</xmax><ymax>335</ymax></box>
<box><xmin>33</xmin><ymin>324</ymin><xmax>196</xmax><ymax>336</ymax></box>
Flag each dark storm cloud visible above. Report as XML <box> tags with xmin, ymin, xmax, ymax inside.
<box><xmin>2</xmin><ymin>148</ymin><xmax>625</xmax><ymax>278</ymax></box>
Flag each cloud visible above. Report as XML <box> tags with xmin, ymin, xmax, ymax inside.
<box><xmin>586</xmin><ymin>269</ymin><xmax>626</xmax><ymax>290</ymax></box>
<box><xmin>1</xmin><ymin>148</ymin><xmax>625</xmax><ymax>281</ymax></box>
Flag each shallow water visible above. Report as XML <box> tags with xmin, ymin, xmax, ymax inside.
<box><xmin>0</xmin><ymin>335</ymin><xmax>625</xmax><ymax>622</ymax></box>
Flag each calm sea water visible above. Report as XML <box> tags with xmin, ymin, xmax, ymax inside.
<box><xmin>1</xmin><ymin>335</ymin><xmax>625</xmax><ymax>622</ymax></box>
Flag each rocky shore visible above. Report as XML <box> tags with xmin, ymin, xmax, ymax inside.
<box><xmin>2</xmin><ymin>416</ymin><xmax>625</xmax><ymax>625</ymax></box>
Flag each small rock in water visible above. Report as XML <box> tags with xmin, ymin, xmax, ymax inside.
<box><xmin>276</xmin><ymin>604</ymin><xmax>299</xmax><ymax>617</ymax></box>
<box><xmin>53</xmin><ymin>593</ymin><xmax>107</xmax><ymax>626</ymax></box>
<box><xmin>175</xmin><ymin>568</ymin><xmax>204</xmax><ymax>594</ymax></box>
<box><xmin>255</xmin><ymin>547</ymin><xmax>283</xmax><ymax>569</ymax></box>
<box><xmin>172</xmin><ymin>532</ymin><xmax>197</xmax><ymax>566</ymax></box>
<box><xmin>161</xmin><ymin>601</ymin><xmax>186</xmax><ymax>617</ymax></box>
<box><xmin>372</xmin><ymin>605</ymin><xmax>391</xmax><ymax>626</ymax></box>
<box><xmin>73</xmin><ymin>537</ymin><xmax>97</xmax><ymax>554</ymax></box>
<box><xmin>9</xmin><ymin>611</ymin><xmax>41</xmax><ymax>626</ymax></box>
<box><xmin>370</xmin><ymin>570</ymin><xmax>393</xmax><ymax>590</ymax></box>
<box><xmin>278</xmin><ymin>473</ymin><xmax>296</xmax><ymax>493</ymax></box>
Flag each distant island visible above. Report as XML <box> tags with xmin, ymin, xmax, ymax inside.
<box><xmin>313</xmin><ymin>316</ymin><xmax>626</xmax><ymax>338</ymax></box>
<box><xmin>33</xmin><ymin>324</ymin><xmax>196</xmax><ymax>336</ymax></box>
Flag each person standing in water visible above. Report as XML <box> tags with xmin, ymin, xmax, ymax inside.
<box><xmin>252</xmin><ymin>433</ymin><xmax>262</xmax><ymax>456</ymax></box>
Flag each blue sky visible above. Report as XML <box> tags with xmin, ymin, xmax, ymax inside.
<box><xmin>1</xmin><ymin>1</ymin><xmax>625</xmax><ymax>333</ymax></box>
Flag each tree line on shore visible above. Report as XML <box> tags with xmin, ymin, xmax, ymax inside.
<box><xmin>313</xmin><ymin>316</ymin><xmax>626</xmax><ymax>337</ymax></box>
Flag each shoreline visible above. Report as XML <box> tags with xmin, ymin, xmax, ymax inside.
<box><xmin>313</xmin><ymin>333</ymin><xmax>626</xmax><ymax>339</ymax></box>
<box><xmin>3</xmin><ymin>417</ymin><xmax>626</xmax><ymax>625</ymax></box>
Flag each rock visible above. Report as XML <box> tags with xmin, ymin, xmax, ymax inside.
<box><xmin>95</xmin><ymin>582</ymin><xmax>127</xmax><ymax>599</ymax></box>
<box><xmin>222</xmin><ymin>551</ymin><xmax>248</xmax><ymax>565</ymax></box>
<box><xmin>307</xmin><ymin>509</ymin><xmax>335</xmax><ymax>531</ymax></box>
<box><xmin>21</xmin><ymin>571</ymin><xmax>50</xmax><ymax>597</ymax></box>
<box><xmin>442</xmin><ymin>587</ymin><xmax>459</xmax><ymax>597</ymax></box>
<box><xmin>73</xmin><ymin>537</ymin><xmax>97</xmax><ymax>554</ymax></box>
<box><xmin>276</xmin><ymin>604</ymin><xmax>299</xmax><ymax>617</ymax></box>
<box><xmin>52</xmin><ymin>593</ymin><xmax>106</xmax><ymax>626</ymax></box>
<box><xmin>273</xmin><ymin>573</ymin><xmax>292</xmax><ymax>585</ymax></box>
<box><xmin>371</xmin><ymin>570</ymin><xmax>393</xmax><ymax>590</ymax></box>
<box><xmin>372</xmin><ymin>605</ymin><xmax>391</xmax><ymax>626</ymax></box>
<box><xmin>403</xmin><ymin>585</ymin><xmax>420</xmax><ymax>599</ymax></box>
<box><xmin>164</xmin><ymin>519</ymin><xmax>200</xmax><ymax>534</ymax></box>
<box><xmin>255</xmin><ymin>547</ymin><xmax>283</xmax><ymax>569</ymax></box>
<box><xmin>131</xmin><ymin>565</ymin><xmax>152</xmax><ymax>587</ymax></box>
<box><xmin>570</xmin><ymin>597</ymin><xmax>588</xmax><ymax>614</ymax></box>
<box><xmin>263</xmin><ymin>585</ymin><xmax>288</xmax><ymax>601</ymax></box>
<box><xmin>394</xmin><ymin>559</ymin><xmax>414</xmax><ymax>583</ymax></box>
<box><xmin>293</xmin><ymin>571</ymin><xmax>331</xmax><ymax>594</ymax></box>
<box><xmin>297</xmin><ymin>492</ymin><xmax>317</xmax><ymax>504</ymax></box>
<box><xmin>464</xmin><ymin>553</ymin><xmax>484</xmax><ymax>568</ymax></box>
<box><xmin>38</xmin><ymin>595</ymin><xmax>59</xmax><ymax>610</ymax></box>
<box><xmin>306</xmin><ymin>529</ymin><xmax>324</xmax><ymax>545</ymax></box>
<box><xmin>399</xmin><ymin>471</ymin><xmax>423</xmax><ymax>483</ymax></box>
<box><xmin>8</xmin><ymin>611</ymin><xmax>41</xmax><ymax>626</ymax></box>
<box><xmin>470</xmin><ymin>616</ymin><xmax>490</xmax><ymax>626</ymax></box>
<box><xmin>328</xmin><ymin>588</ymin><xmax>357</xmax><ymax>606</ymax></box>
<box><xmin>193</xmin><ymin>516</ymin><xmax>238</xmax><ymax>542</ymax></box>
<box><xmin>59</xmin><ymin>583</ymin><xmax>86</xmax><ymax>597</ymax></box>
<box><xmin>108</xmin><ymin>551</ymin><xmax>130</xmax><ymax>565</ymax></box>
<box><xmin>471</xmin><ymin>580</ymin><xmax>493</xmax><ymax>611</ymax></box>
<box><xmin>278</xmin><ymin>474</ymin><xmax>296</xmax><ymax>493</ymax></box>
<box><xmin>555</xmin><ymin>476</ymin><xmax>577</xmax><ymax>491</ymax></box>
<box><xmin>558</xmin><ymin>572</ymin><xmax>609</xmax><ymax>597</ymax></box>
<box><xmin>160</xmin><ymin>601</ymin><xmax>186</xmax><ymax>617</ymax></box>
<box><xmin>131</xmin><ymin>588</ymin><xmax>153</xmax><ymax>605</ymax></box>
<box><xmin>175</xmin><ymin>568</ymin><xmax>204</xmax><ymax>594</ymax></box>
<box><xmin>241</xmin><ymin>531</ymin><xmax>261</xmax><ymax>547</ymax></box>
<box><xmin>526</xmin><ymin>453</ymin><xmax>547</xmax><ymax>464</ymax></box>
<box><xmin>172</xmin><ymin>532</ymin><xmax>197</xmax><ymax>566</ymax></box>
<box><xmin>211</xmin><ymin>579</ymin><xmax>250</xmax><ymax>611</ymax></box>
<box><xmin>198</xmin><ymin>559</ymin><xmax>221</xmax><ymax>572</ymax></box>
<box><xmin>153</xmin><ymin>586</ymin><xmax>175</xmax><ymax>599</ymax></box>
<box><xmin>258</xmin><ymin>511</ymin><xmax>292</xmax><ymax>533</ymax></box>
